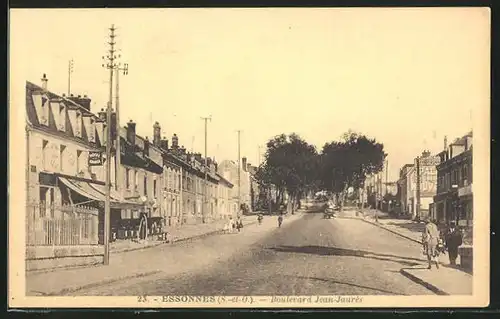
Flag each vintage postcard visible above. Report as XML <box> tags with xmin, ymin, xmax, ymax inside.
<box><xmin>9</xmin><ymin>7</ymin><xmax>490</xmax><ymax>308</ymax></box>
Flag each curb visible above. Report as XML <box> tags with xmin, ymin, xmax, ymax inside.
<box><xmin>357</xmin><ymin>216</ymin><xmax>422</xmax><ymax>245</ymax></box>
<box><xmin>111</xmin><ymin>220</ymin><xmax>259</xmax><ymax>254</ymax></box>
<box><xmin>29</xmin><ymin>270</ymin><xmax>163</xmax><ymax>296</ymax></box>
<box><xmin>399</xmin><ymin>268</ymin><xmax>448</xmax><ymax>295</ymax></box>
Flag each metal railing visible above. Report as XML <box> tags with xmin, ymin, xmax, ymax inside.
<box><xmin>26</xmin><ymin>202</ymin><xmax>99</xmax><ymax>246</ymax></box>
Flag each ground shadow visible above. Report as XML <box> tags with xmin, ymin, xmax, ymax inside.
<box><xmin>384</xmin><ymin>221</ymin><xmax>425</xmax><ymax>234</ymax></box>
<box><xmin>284</xmin><ymin>275</ymin><xmax>404</xmax><ymax>295</ymax></box>
<box><xmin>268</xmin><ymin>245</ymin><xmax>426</xmax><ymax>267</ymax></box>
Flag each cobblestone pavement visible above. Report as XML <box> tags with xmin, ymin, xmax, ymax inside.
<box><xmin>75</xmin><ymin>210</ymin><xmax>433</xmax><ymax>296</ymax></box>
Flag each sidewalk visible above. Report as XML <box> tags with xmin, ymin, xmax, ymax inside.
<box><xmin>400</xmin><ymin>265</ymin><xmax>473</xmax><ymax>295</ymax></box>
<box><xmin>340</xmin><ymin>208</ymin><xmax>473</xmax><ymax>295</ymax></box>
<box><xmin>109</xmin><ymin>215</ymin><xmax>257</xmax><ymax>254</ymax></box>
<box><xmin>26</xmin><ymin>212</ymin><xmax>304</xmax><ymax>296</ymax></box>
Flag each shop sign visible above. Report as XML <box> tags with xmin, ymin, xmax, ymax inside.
<box><xmin>458</xmin><ymin>184</ymin><xmax>472</xmax><ymax>197</ymax></box>
<box><xmin>88</xmin><ymin>151</ymin><xmax>103</xmax><ymax>166</ymax></box>
<box><xmin>458</xmin><ymin>219</ymin><xmax>468</xmax><ymax>227</ymax></box>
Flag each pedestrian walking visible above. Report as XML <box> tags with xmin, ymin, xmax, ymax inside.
<box><xmin>278</xmin><ymin>214</ymin><xmax>283</xmax><ymax>228</ymax></box>
<box><xmin>229</xmin><ymin>217</ymin><xmax>236</xmax><ymax>233</ymax></box>
<box><xmin>445</xmin><ymin>220</ymin><xmax>463</xmax><ymax>266</ymax></box>
<box><xmin>257</xmin><ymin>214</ymin><xmax>263</xmax><ymax>225</ymax></box>
<box><xmin>422</xmin><ymin>217</ymin><xmax>440</xmax><ymax>270</ymax></box>
<box><xmin>236</xmin><ymin>216</ymin><xmax>243</xmax><ymax>232</ymax></box>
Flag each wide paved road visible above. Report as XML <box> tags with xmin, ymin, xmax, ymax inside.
<box><xmin>77</xmin><ymin>208</ymin><xmax>433</xmax><ymax>296</ymax></box>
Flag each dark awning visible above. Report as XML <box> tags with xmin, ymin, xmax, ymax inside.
<box><xmin>58</xmin><ymin>177</ymin><xmax>143</xmax><ymax>209</ymax></box>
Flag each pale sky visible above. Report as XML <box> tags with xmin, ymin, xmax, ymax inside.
<box><xmin>10</xmin><ymin>8</ymin><xmax>490</xmax><ymax>181</ymax></box>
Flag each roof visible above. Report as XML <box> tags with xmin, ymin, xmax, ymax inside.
<box><xmin>26</xmin><ymin>81</ymin><xmax>103</xmax><ymax>149</ymax></box>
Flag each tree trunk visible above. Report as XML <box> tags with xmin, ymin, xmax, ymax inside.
<box><xmin>340</xmin><ymin>184</ymin><xmax>348</xmax><ymax>213</ymax></box>
<box><xmin>360</xmin><ymin>187</ymin><xmax>365</xmax><ymax>214</ymax></box>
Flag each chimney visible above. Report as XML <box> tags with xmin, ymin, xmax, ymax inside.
<box><xmin>242</xmin><ymin>157</ymin><xmax>247</xmax><ymax>171</ymax></box>
<box><xmin>41</xmin><ymin>74</ymin><xmax>48</xmax><ymax>91</ymax></box>
<box><xmin>153</xmin><ymin>122</ymin><xmax>161</xmax><ymax>147</ymax></box>
<box><xmin>465</xmin><ymin>135</ymin><xmax>473</xmax><ymax>151</ymax></box>
<box><xmin>144</xmin><ymin>137</ymin><xmax>150</xmax><ymax>156</ymax></box>
<box><xmin>160</xmin><ymin>136</ymin><xmax>169</xmax><ymax>150</ymax></box>
<box><xmin>126</xmin><ymin>120</ymin><xmax>136</xmax><ymax>145</ymax></box>
<box><xmin>444</xmin><ymin>135</ymin><xmax>448</xmax><ymax>151</ymax></box>
<box><xmin>247</xmin><ymin>163</ymin><xmax>252</xmax><ymax>172</ymax></box>
<box><xmin>172</xmin><ymin>133</ymin><xmax>179</xmax><ymax>149</ymax></box>
<box><xmin>98</xmin><ymin>108</ymin><xmax>106</xmax><ymax>121</ymax></box>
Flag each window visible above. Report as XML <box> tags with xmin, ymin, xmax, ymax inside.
<box><xmin>462</xmin><ymin>164</ymin><xmax>469</xmax><ymax>185</ymax></box>
<box><xmin>88</xmin><ymin>118</ymin><xmax>95</xmax><ymax>142</ymax></box>
<box><xmin>153</xmin><ymin>179</ymin><xmax>157</xmax><ymax>199</ymax></box>
<box><xmin>75</xmin><ymin>112</ymin><xmax>82</xmax><ymax>137</ymax></box>
<box><xmin>76</xmin><ymin>150</ymin><xmax>83</xmax><ymax>175</ymax></box>
<box><xmin>134</xmin><ymin>171</ymin><xmax>139</xmax><ymax>191</ymax></box>
<box><xmin>58</xmin><ymin>104</ymin><xmax>66</xmax><ymax>131</ymax></box>
<box><xmin>39</xmin><ymin>187</ymin><xmax>54</xmax><ymax>218</ymax></box>
<box><xmin>144</xmin><ymin>176</ymin><xmax>148</xmax><ymax>196</ymax></box>
<box><xmin>60</xmin><ymin>145</ymin><xmax>66</xmax><ymax>172</ymax></box>
<box><xmin>126</xmin><ymin>168</ymin><xmax>130</xmax><ymax>189</ymax></box>
<box><xmin>42</xmin><ymin>140</ymin><xmax>49</xmax><ymax>170</ymax></box>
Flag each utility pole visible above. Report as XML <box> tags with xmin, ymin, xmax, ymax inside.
<box><xmin>115</xmin><ymin>62</ymin><xmax>128</xmax><ymax>194</ymax></box>
<box><xmin>101</xmin><ymin>24</ymin><xmax>119</xmax><ymax>265</ymax></box>
<box><xmin>201</xmin><ymin>116</ymin><xmax>212</xmax><ymax>222</ymax></box>
<box><xmin>236</xmin><ymin>130</ymin><xmax>242</xmax><ymax>214</ymax></box>
<box><xmin>416</xmin><ymin>156</ymin><xmax>421</xmax><ymax>220</ymax></box>
<box><xmin>67</xmin><ymin>59</ymin><xmax>74</xmax><ymax>96</ymax></box>
<box><xmin>385</xmin><ymin>159</ymin><xmax>389</xmax><ymax>195</ymax></box>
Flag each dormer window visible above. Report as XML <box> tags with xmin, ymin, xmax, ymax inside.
<box><xmin>75</xmin><ymin>111</ymin><xmax>82</xmax><ymax>137</ymax></box>
<box><xmin>58</xmin><ymin>103</ymin><xmax>66</xmax><ymax>132</ymax></box>
<box><xmin>88</xmin><ymin>118</ymin><xmax>96</xmax><ymax>142</ymax></box>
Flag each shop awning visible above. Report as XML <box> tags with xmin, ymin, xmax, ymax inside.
<box><xmin>58</xmin><ymin>177</ymin><xmax>143</xmax><ymax>209</ymax></box>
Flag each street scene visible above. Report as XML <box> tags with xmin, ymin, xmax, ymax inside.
<box><xmin>10</xmin><ymin>8</ymin><xmax>488</xmax><ymax>307</ymax></box>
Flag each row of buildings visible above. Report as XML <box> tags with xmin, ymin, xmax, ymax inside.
<box><xmin>359</xmin><ymin>131</ymin><xmax>473</xmax><ymax>229</ymax></box>
<box><xmin>26</xmin><ymin>74</ymin><xmax>258</xmax><ymax>250</ymax></box>
<box><xmin>396</xmin><ymin>132</ymin><xmax>473</xmax><ymax>227</ymax></box>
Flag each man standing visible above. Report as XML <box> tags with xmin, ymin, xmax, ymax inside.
<box><xmin>422</xmin><ymin>218</ymin><xmax>440</xmax><ymax>269</ymax></box>
<box><xmin>278</xmin><ymin>214</ymin><xmax>283</xmax><ymax>228</ymax></box>
<box><xmin>445</xmin><ymin>220</ymin><xmax>463</xmax><ymax>266</ymax></box>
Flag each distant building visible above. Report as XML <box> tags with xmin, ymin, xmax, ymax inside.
<box><xmin>397</xmin><ymin>150</ymin><xmax>439</xmax><ymax>220</ymax></box>
<box><xmin>218</xmin><ymin>158</ymin><xmax>252</xmax><ymax>214</ymax></box>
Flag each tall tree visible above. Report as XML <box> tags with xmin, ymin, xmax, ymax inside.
<box><xmin>321</xmin><ymin>131</ymin><xmax>386</xmax><ymax>211</ymax></box>
<box><xmin>255</xmin><ymin>133</ymin><xmax>319</xmax><ymax>213</ymax></box>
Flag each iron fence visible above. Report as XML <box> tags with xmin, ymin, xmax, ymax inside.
<box><xmin>26</xmin><ymin>202</ymin><xmax>99</xmax><ymax>246</ymax></box>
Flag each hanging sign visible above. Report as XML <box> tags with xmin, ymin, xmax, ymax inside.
<box><xmin>88</xmin><ymin>151</ymin><xmax>103</xmax><ymax>166</ymax></box>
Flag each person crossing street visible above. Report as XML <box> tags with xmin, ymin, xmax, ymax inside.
<box><xmin>278</xmin><ymin>214</ymin><xmax>283</xmax><ymax>228</ymax></box>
